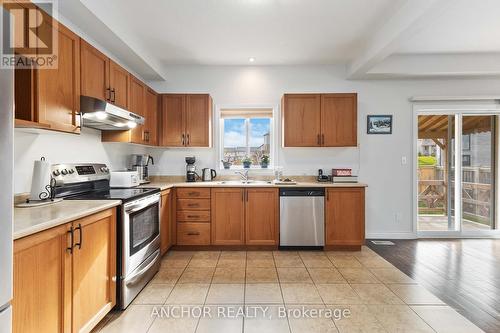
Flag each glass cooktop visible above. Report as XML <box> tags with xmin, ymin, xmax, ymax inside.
<box><xmin>67</xmin><ymin>187</ymin><xmax>160</xmax><ymax>202</ymax></box>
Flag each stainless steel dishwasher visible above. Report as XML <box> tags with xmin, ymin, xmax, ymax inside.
<box><xmin>279</xmin><ymin>188</ymin><xmax>325</xmax><ymax>248</ymax></box>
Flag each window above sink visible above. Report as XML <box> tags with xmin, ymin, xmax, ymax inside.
<box><xmin>217</xmin><ymin>106</ymin><xmax>277</xmax><ymax>172</ymax></box>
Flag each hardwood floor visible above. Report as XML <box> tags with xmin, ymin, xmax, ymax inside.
<box><xmin>367</xmin><ymin>239</ymin><xmax>500</xmax><ymax>333</ymax></box>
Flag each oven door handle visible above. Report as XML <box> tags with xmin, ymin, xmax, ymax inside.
<box><xmin>125</xmin><ymin>250</ymin><xmax>160</xmax><ymax>286</ymax></box>
<box><xmin>124</xmin><ymin>195</ymin><xmax>160</xmax><ymax>214</ymax></box>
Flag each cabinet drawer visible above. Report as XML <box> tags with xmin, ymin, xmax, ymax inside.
<box><xmin>177</xmin><ymin>198</ymin><xmax>210</xmax><ymax>211</ymax></box>
<box><xmin>177</xmin><ymin>188</ymin><xmax>211</xmax><ymax>198</ymax></box>
<box><xmin>177</xmin><ymin>211</ymin><xmax>211</xmax><ymax>222</ymax></box>
<box><xmin>177</xmin><ymin>223</ymin><xmax>210</xmax><ymax>245</ymax></box>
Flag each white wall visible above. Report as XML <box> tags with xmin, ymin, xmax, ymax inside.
<box><xmin>14</xmin><ymin>128</ymin><xmax>148</xmax><ymax>194</ymax></box>
<box><xmin>148</xmin><ymin>65</ymin><xmax>500</xmax><ymax>238</ymax></box>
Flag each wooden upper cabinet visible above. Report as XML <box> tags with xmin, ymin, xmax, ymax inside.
<box><xmin>80</xmin><ymin>40</ymin><xmax>109</xmax><ymax>101</ymax></box>
<box><xmin>185</xmin><ymin>94</ymin><xmax>212</xmax><ymax>147</ymax></box>
<box><xmin>282</xmin><ymin>93</ymin><xmax>357</xmax><ymax>147</ymax></box>
<box><xmin>25</xmin><ymin>17</ymin><xmax>81</xmax><ymax>134</ymax></box>
<box><xmin>13</xmin><ymin>223</ymin><xmax>72</xmax><ymax>333</ymax></box>
<box><xmin>129</xmin><ymin>76</ymin><xmax>146</xmax><ymax>116</ymax></box>
<box><xmin>38</xmin><ymin>23</ymin><xmax>81</xmax><ymax>133</ymax></box>
<box><xmin>245</xmin><ymin>188</ymin><xmax>279</xmax><ymax>245</ymax></box>
<box><xmin>72</xmin><ymin>209</ymin><xmax>116</xmax><ymax>333</ymax></box>
<box><xmin>211</xmin><ymin>188</ymin><xmax>245</xmax><ymax>245</ymax></box>
<box><xmin>129</xmin><ymin>76</ymin><xmax>146</xmax><ymax>143</ymax></box>
<box><xmin>161</xmin><ymin>94</ymin><xmax>186</xmax><ymax>147</ymax></box>
<box><xmin>321</xmin><ymin>93</ymin><xmax>357</xmax><ymax>146</ymax></box>
<box><xmin>282</xmin><ymin>94</ymin><xmax>321</xmax><ymax>147</ymax></box>
<box><xmin>160</xmin><ymin>94</ymin><xmax>212</xmax><ymax>147</ymax></box>
<box><xmin>109</xmin><ymin>60</ymin><xmax>130</xmax><ymax>110</ymax></box>
<box><xmin>325</xmin><ymin>188</ymin><xmax>365</xmax><ymax>248</ymax></box>
<box><xmin>145</xmin><ymin>88</ymin><xmax>158</xmax><ymax>146</ymax></box>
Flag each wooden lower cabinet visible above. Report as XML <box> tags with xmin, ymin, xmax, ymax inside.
<box><xmin>160</xmin><ymin>189</ymin><xmax>172</xmax><ymax>255</ymax></box>
<box><xmin>325</xmin><ymin>188</ymin><xmax>365</xmax><ymax>249</ymax></box>
<box><xmin>211</xmin><ymin>188</ymin><xmax>278</xmax><ymax>246</ymax></box>
<box><xmin>245</xmin><ymin>188</ymin><xmax>279</xmax><ymax>245</ymax></box>
<box><xmin>13</xmin><ymin>224</ymin><xmax>71</xmax><ymax>333</ymax></box>
<box><xmin>177</xmin><ymin>223</ymin><xmax>211</xmax><ymax>245</ymax></box>
<box><xmin>211</xmin><ymin>188</ymin><xmax>245</xmax><ymax>245</ymax></box>
<box><xmin>12</xmin><ymin>208</ymin><xmax>117</xmax><ymax>333</ymax></box>
<box><xmin>72</xmin><ymin>209</ymin><xmax>116</xmax><ymax>333</ymax></box>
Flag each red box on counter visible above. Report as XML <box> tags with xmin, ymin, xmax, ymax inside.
<box><xmin>332</xmin><ymin>168</ymin><xmax>352</xmax><ymax>177</ymax></box>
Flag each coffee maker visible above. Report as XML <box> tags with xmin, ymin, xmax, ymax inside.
<box><xmin>130</xmin><ymin>154</ymin><xmax>154</xmax><ymax>184</ymax></box>
<box><xmin>185</xmin><ymin>156</ymin><xmax>198</xmax><ymax>182</ymax></box>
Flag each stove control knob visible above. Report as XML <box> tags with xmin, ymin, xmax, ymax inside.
<box><xmin>101</xmin><ymin>167</ymin><xmax>109</xmax><ymax>173</ymax></box>
<box><xmin>53</xmin><ymin>170</ymin><xmax>60</xmax><ymax>176</ymax></box>
<box><xmin>69</xmin><ymin>169</ymin><xmax>75</xmax><ymax>174</ymax></box>
<box><xmin>61</xmin><ymin>169</ymin><xmax>68</xmax><ymax>175</ymax></box>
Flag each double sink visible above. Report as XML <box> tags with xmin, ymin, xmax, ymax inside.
<box><xmin>215</xmin><ymin>180</ymin><xmax>273</xmax><ymax>185</ymax></box>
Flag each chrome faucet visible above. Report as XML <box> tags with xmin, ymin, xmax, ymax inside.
<box><xmin>235</xmin><ymin>170</ymin><xmax>249</xmax><ymax>182</ymax></box>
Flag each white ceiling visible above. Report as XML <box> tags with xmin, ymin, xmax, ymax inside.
<box><xmin>80</xmin><ymin>0</ymin><xmax>404</xmax><ymax>66</ymax></box>
<box><xmin>397</xmin><ymin>0</ymin><xmax>500</xmax><ymax>54</ymax></box>
<box><xmin>59</xmin><ymin>0</ymin><xmax>500</xmax><ymax>79</ymax></box>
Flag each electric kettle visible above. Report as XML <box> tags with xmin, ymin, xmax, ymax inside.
<box><xmin>201</xmin><ymin>168</ymin><xmax>217</xmax><ymax>181</ymax></box>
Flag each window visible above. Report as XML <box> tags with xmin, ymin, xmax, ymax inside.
<box><xmin>220</xmin><ymin>108</ymin><xmax>273</xmax><ymax>169</ymax></box>
<box><xmin>462</xmin><ymin>154</ymin><xmax>471</xmax><ymax>167</ymax></box>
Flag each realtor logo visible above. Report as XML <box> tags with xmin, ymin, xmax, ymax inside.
<box><xmin>1</xmin><ymin>0</ymin><xmax>58</xmax><ymax>68</ymax></box>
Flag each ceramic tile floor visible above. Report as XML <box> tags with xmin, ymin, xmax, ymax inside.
<box><xmin>92</xmin><ymin>247</ymin><xmax>484</xmax><ymax>333</ymax></box>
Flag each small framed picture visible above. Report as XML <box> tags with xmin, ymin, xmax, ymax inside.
<box><xmin>367</xmin><ymin>115</ymin><xmax>393</xmax><ymax>134</ymax></box>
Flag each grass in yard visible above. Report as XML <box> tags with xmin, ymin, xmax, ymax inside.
<box><xmin>418</xmin><ymin>156</ymin><xmax>437</xmax><ymax>166</ymax></box>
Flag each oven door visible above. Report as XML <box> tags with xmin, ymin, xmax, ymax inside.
<box><xmin>122</xmin><ymin>193</ymin><xmax>160</xmax><ymax>276</ymax></box>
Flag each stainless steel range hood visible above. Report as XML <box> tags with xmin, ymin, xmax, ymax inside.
<box><xmin>80</xmin><ymin>95</ymin><xmax>144</xmax><ymax>131</ymax></box>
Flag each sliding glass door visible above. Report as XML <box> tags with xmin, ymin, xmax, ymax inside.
<box><xmin>416</xmin><ymin>110</ymin><xmax>498</xmax><ymax>236</ymax></box>
<box><xmin>461</xmin><ymin>115</ymin><xmax>495</xmax><ymax>231</ymax></box>
<box><xmin>417</xmin><ymin>115</ymin><xmax>456</xmax><ymax>231</ymax></box>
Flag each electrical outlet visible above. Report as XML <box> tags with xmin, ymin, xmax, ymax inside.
<box><xmin>401</xmin><ymin>156</ymin><xmax>407</xmax><ymax>165</ymax></box>
<box><xmin>394</xmin><ymin>213</ymin><xmax>401</xmax><ymax>223</ymax></box>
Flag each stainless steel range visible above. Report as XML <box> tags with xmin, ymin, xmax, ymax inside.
<box><xmin>51</xmin><ymin>163</ymin><xmax>161</xmax><ymax>309</ymax></box>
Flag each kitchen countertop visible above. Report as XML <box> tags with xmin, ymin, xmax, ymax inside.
<box><xmin>140</xmin><ymin>180</ymin><xmax>368</xmax><ymax>191</ymax></box>
<box><xmin>14</xmin><ymin>200</ymin><xmax>121</xmax><ymax>240</ymax></box>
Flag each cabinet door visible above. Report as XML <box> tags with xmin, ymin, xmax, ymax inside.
<box><xmin>80</xmin><ymin>40</ymin><xmax>109</xmax><ymax>102</ymax></box>
<box><xmin>282</xmin><ymin>94</ymin><xmax>321</xmax><ymax>147</ymax></box>
<box><xmin>325</xmin><ymin>188</ymin><xmax>365</xmax><ymax>247</ymax></box>
<box><xmin>145</xmin><ymin>88</ymin><xmax>158</xmax><ymax>146</ymax></box>
<box><xmin>185</xmin><ymin>94</ymin><xmax>211</xmax><ymax>147</ymax></box>
<box><xmin>160</xmin><ymin>190</ymin><xmax>172</xmax><ymax>255</ymax></box>
<box><xmin>13</xmin><ymin>224</ymin><xmax>72</xmax><ymax>333</ymax></box>
<box><xmin>72</xmin><ymin>209</ymin><xmax>116</xmax><ymax>333</ymax></box>
<box><xmin>211</xmin><ymin>188</ymin><xmax>245</xmax><ymax>245</ymax></box>
<box><xmin>245</xmin><ymin>188</ymin><xmax>278</xmax><ymax>245</ymax></box>
<box><xmin>36</xmin><ymin>20</ymin><xmax>81</xmax><ymax>134</ymax></box>
<box><xmin>129</xmin><ymin>76</ymin><xmax>146</xmax><ymax>143</ymax></box>
<box><xmin>321</xmin><ymin>94</ymin><xmax>357</xmax><ymax>147</ymax></box>
<box><xmin>160</xmin><ymin>94</ymin><xmax>186</xmax><ymax>147</ymax></box>
<box><xmin>109</xmin><ymin>60</ymin><xmax>130</xmax><ymax>110</ymax></box>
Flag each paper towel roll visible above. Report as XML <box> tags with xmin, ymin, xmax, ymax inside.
<box><xmin>29</xmin><ymin>158</ymin><xmax>52</xmax><ymax>201</ymax></box>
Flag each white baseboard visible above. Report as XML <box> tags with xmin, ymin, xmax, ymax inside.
<box><xmin>366</xmin><ymin>232</ymin><xmax>417</xmax><ymax>240</ymax></box>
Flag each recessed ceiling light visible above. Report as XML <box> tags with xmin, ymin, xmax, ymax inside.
<box><xmin>249</xmin><ymin>57</ymin><xmax>255</xmax><ymax>63</ymax></box>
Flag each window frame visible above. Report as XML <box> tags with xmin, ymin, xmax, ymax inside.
<box><xmin>215</xmin><ymin>104</ymin><xmax>278</xmax><ymax>173</ymax></box>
